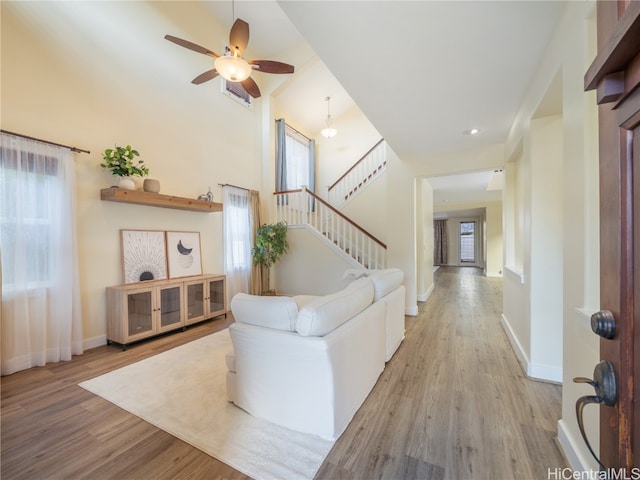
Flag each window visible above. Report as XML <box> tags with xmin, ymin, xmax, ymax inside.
<box><xmin>221</xmin><ymin>79</ymin><xmax>253</xmax><ymax>109</ymax></box>
<box><xmin>0</xmin><ymin>149</ymin><xmax>59</xmax><ymax>290</ymax></box>
<box><xmin>275</xmin><ymin>119</ymin><xmax>315</xmax><ymax>193</ymax></box>
<box><xmin>284</xmin><ymin>124</ymin><xmax>312</xmax><ymax>189</ymax></box>
<box><xmin>223</xmin><ymin>186</ymin><xmax>251</xmax><ymax>300</ymax></box>
<box><xmin>223</xmin><ymin>189</ymin><xmax>250</xmax><ymax>271</ymax></box>
<box><xmin>460</xmin><ymin>221</ymin><xmax>475</xmax><ymax>263</ymax></box>
<box><xmin>0</xmin><ymin>132</ymin><xmax>83</xmax><ymax>375</ymax></box>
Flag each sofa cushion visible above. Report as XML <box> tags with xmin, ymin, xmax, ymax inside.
<box><xmin>368</xmin><ymin>268</ymin><xmax>404</xmax><ymax>301</ymax></box>
<box><xmin>230</xmin><ymin>293</ymin><xmax>298</xmax><ymax>332</ymax></box>
<box><xmin>333</xmin><ymin>268</ymin><xmax>369</xmax><ymax>291</ymax></box>
<box><xmin>296</xmin><ymin>277</ymin><xmax>374</xmax><ymax>336</ymax></box>
<box><xmin>292</xmin><ymin>295</ymin><xmax>318</xmax><ymax>310</ymax></box>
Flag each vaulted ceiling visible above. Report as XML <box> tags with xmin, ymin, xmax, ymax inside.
<box><xmin>201</xmin><ymin>1</ymin><xmax>565</xmax><ymax>205</ymax></box>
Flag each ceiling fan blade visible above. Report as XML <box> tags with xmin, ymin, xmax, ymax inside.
<box><xmin>240</xmin><ymin>76</ymin><xmax>261</xmax><ymax>98</ymax></box>
<box><xmin>191</xmin><ymin>69</ymin><xmax>219</xmax><ymax>85</ymax></box>
<box><xmin>165</xmin><ymin>34</ymin><xmax>219</xmax><ymax>58</ymax></box>
<box><xmin>229</xmin><ymin>19</ymin><xmax>249</xmax><ymax>57</ymax></box>
<box><xmin>249</xmin><ymin>60</ymin><xmax>295</xmax><ymax>74</ymax></box>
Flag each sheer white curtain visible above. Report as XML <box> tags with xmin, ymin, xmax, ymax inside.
<box><xmin>223</xmin><ymin>186</ymin><xmax>251</xmax><ymax>301</ymax></box>
<box><xmin>0</xmin><ymin>132</ymin><xmax>83</xmax><ymax>376</ymax></box>
<box><xmin>275</xmin><ymin>119</ymin><xmax>316</xmax><ymax>192</ymax></box>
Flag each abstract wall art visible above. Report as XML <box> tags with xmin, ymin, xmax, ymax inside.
<box><xmin>166</xmin><ymin>231</ymin><xmax>202</xmax><ymax>278</ymax></box>
<box><xmin>121</xmin><ymin>230</ymin><xmax>168</xmax><ymax>284</ymax></box>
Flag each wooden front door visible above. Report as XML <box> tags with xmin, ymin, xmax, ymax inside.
<box><xmin>585</xmin><ymin>0</ymin><xmax>640</xmax><ymax>469</ymax></box>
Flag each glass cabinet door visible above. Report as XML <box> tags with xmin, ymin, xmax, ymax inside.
<box><xmin>159</xmin><ymin>285</ymin><xmax>182</xmax><ymax>330</ymax></box>
<box><xmin>208</xmin><ymin>279</ymin><xmax>225</xmax><ymax>315</ymax></box>
<box><xmin>185</xmin><ymin>282</ymin><xmax>205</xmax><ymax>323</ymax></box>
<box><xmin>126</xmin><ymin>290</ymin><xmax>153</xmax><ymax>337</ymax></box>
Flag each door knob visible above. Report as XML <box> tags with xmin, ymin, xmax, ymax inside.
<box><xmin>590</xmin><ymin>310</ymin><xmax>616</xmax><ymax>339</ymax></box>
<box><xmin>573</xmin><ymin>360</ymin><xmax>617</xmax><ymax>470</ymax></box>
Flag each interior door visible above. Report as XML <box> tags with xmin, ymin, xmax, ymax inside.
<box><xmin>584</xmin><ymin>0</ymin><xmax>640</xmax><ymax>469</ymax></box>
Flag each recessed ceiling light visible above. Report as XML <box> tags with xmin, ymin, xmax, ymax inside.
<box><xmin>463</xmin><ymin>128</ymin><xmax>480</xmax><ymax>135</ymax></box>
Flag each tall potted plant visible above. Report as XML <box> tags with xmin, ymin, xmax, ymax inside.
<box><xmin>252</xmin><ymin>222</ymin><xmax>289</xmax><ymax>295</ymax></box>
<box><xmin>100</xmin><ymin>145</ymin><xmax>149</xmax><ymax>190</ymax></box>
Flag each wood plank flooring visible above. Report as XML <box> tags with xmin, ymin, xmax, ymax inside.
<box><xmin>1</xmin><ymin>267</ymin><xmax>567</xmax><ymax>479</ymax></box>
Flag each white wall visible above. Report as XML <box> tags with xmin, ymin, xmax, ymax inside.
<box><xmin>1</xmin><ymin>2</ymin><xmax>271</xmax><ymax>347</ymax></box>
<box><xmin>314</xmin><ymin>105</ymin><xmax>382</xmax><ymax>200</ymax></box>
<box><xmin>274</xmin><ymin>227</ymin><xmax>358</xmax><ymax>296</ymax></box>
<box><xmin>503</xmin><ymin>0</ymin><xmax>600</xmax><ymax>470</ymax></box>
<box><xmin>341</xmin><ymin>173</ymin><xmax>388</xmax><ymax>242</ymax></box>
<box><xmin>529</xmin><ymin>114</ymin><xmax>563</xmax><ymax>381</ymax></box>
<box><xmin>485</xmin><ymin>201</ymin><xmax>503</xmax><ymax>277</ymax></box>
<box><xmin>416</xmin><ymin>179</ymin><xmax>434</xmax><ymax>301</ymax></box>
<box><xmin>385</xmin><ymin>146</ymin><xmax>418</xmax><ymax>315</ymax></box>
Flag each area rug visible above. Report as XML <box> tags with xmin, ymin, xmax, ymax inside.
<box><xmin>79</xmin><ymin>329</ymin><xmax>334</xmax><ymax>480</ymax></box>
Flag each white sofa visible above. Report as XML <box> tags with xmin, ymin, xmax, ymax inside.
<box><xmin>226</xmin><ymin>269</ymin><xmax>405</xmax><ymax>440</ymax></box>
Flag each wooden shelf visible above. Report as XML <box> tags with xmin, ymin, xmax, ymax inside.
<box><xmin>100</xmin><ymin>187</ymin><xmax>222</xmax><ymax>213</ymax></box>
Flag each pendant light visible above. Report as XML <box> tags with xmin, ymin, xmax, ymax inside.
<box><xmin>321</xmin><ymin>96</ymin><xmax>337</xmax><ymax>138</ymax></box>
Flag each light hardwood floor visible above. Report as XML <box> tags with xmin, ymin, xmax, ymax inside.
<box><xmin>1</xmin><ymin>267</ymin><xmax>567</xmax><ymax>479</ymax></box>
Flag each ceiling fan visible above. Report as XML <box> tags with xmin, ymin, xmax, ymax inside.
<box><xmin>165</xmin><ymin>18</ymin><xmax>294</xmax><ymax>99</ymax></box>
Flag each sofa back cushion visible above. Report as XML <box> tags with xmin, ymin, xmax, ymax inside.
<box><xmin>296</xmin><ymin>277</ymin><xmax>374</xmax><ymax>336</ymax></box>
<box><xmin>230</xmin><ymin>293</ymin><xmax>298</xmax><ymax>332</ymax></box>
<box><xmin>368</xmin><ymin>268</ymin><xmax>404</xmax><ymax>301</ymax></box>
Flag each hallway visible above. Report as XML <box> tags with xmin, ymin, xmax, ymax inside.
<box><xmin>317</xmin><ymin>266</ymin><xmax>567</xmax><ymax>479</ymax></box>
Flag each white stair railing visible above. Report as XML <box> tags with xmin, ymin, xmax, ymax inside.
<box><xmin>274</xmin><ymin>188</ymin><xmax>386</xmax><ymax>269</ymax></box>
<box><xmin>328</xmin><ymin>139</ymin><xmax>386</xmax><ymax>208</ymax></box>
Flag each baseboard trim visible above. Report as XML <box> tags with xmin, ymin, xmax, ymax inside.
<box><xmin>499</xmin><ymin>314</ymin><xmax>562</xmax><ymax>383</ymax></box>
<box><xmin>529</xmin><ymin>363</ymin><xmax>562</xmax><ymax>384</ymax></box>
<box><xmin>557</xmin><ymin>419</ymin><xmax>598</xmax><ymax>471</ymax></box>
<box><xmin>417</xmin><ymin>283</ymin><xmax>435</xmax><ymax>302</ymax></box>
<box><xmin>84</xmin><ymin>335</ymin><xmax>107</xmax><ymax>351</ymax></box>
<box><xmin>500</xmin><ymin>313</ymin><xmax>530</xmax><ymax>375</ymax></box>
<box><xmin>405</xmin><ymin>305</ymin><xmax>418</xmax><ymax>316</ymax></box>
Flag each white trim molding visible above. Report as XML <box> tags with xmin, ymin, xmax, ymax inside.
<box><xmin>417</xmin><ymin>283</ymin><xmax>435</xmax><ymax>302</ymax></box>
<box><xmin>84</xmin><ymin>335</ymin><xmax>107</xmax><ymax>351</ymax></box>
<box><xmin>557</xmin><ymin>419</ymin><xmax>599</xmax><ymax>471</ymax></box>
<box><xmin>500</xmin><ymin>313</ymin><xmax>562</xmax><ymax>383</ymax></box>
<box><xmin>405</xmin><ymin>305</ymin><xmax>419</xmax><ymax>316</ymax></box>
<box><xmin>504</xmin><ymin>265</ymin><xmax>525</xmax><ymax>284</ymax></box>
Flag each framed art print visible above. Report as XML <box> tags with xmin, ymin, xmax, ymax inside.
<box><xmin>166</xmin><ymin>231</ymin><xmax>202</xmax><ymax>278</ymax></box>
<box><xmin>121</xmin><ymin>230</ymin><xmax>168</xmax><ymax>284</ymax></box>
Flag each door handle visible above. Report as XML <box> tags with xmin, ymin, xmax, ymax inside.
<box><xmin>590</xmin><ymin>310</ymin><xmax>616</xmax><ymax>339</ymax></box>
<box><xmin>573</xmin><ymin>360</ymin><xmax>616</xmax><ymax>470</ymax></box>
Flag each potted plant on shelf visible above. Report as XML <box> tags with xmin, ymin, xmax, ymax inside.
<box><xmin>252</xmin><ymin>222</ymin><xmax>289</xmax><ymax>295</ymax></box>
<box><xmin>100</xmin><ymin>145</ymin><xmax>149</xmax><ymax>190</ymax></box>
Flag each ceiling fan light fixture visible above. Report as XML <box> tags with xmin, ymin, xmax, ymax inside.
<box><xmin>214</xmin><ymin>54</ymin><xmax>252</xmax><ymax>82</ymax></box>
<box><xmin>321</xmin><ymin>96</ymin><xmax>337</xmax><ymax>138</ymax></box>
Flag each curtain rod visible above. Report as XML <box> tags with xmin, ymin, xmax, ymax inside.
<box><xmin>275</xmin><ymin>118</ymin><xmax>311</xmax><ymax>141</ymax></box>
<box><xmin>218</xmin><ymin>183</ymin><xmax>249</xmax><ymax>191</ymax></box>
<box><xmin>1</xmin><ymin>129</ymin><xmax>90</xmax><ymax>154</ymax></box>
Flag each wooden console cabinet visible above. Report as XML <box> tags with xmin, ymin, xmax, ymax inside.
<box><xmin>106</xmin><ymin>274</ymin><xmax>226</xmax><ymax>349</ymax></box>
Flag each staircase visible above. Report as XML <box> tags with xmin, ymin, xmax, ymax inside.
<box><xmin>327</xmin><ymin>139</ymin><xmax>386</xmax><ymax>208</ymax></box>
<box><xmin>273</xmin><ymin>188</ymin><xmax>386</xmax><ymax>269</ymax></box>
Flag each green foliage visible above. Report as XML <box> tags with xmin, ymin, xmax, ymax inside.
<box><xmin>252</xmin><ymin>222</ymin><xmax>289</xmax><ymax>269</ymax></box>
<box><xmin>100</xmin><ymin>145</ymin><xmax>149</xmax><ymax>177</ymax></box>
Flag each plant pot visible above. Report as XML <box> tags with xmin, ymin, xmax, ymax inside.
<box><xmin>118</xmin><ymin>176</ymin><xmax>136</xmax><ymax>190</ymax></box>
<box><xmin>143</xmin><ymin>178</ymin><xmax>160</xmax><ymax>194</ymax></box>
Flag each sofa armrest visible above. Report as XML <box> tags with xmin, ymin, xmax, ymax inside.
<box><xmin>228</xmin><ymin>300</ymin><xmax>386</xmax><ymax>439</ymax></box>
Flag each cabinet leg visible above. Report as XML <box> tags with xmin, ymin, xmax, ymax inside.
<box><xmin>121</xmin><ymin>344</ymin><xmax>127</xmax><ymax>352</ymax></box>
<box><xmin>182</xmin><ymin>326</ymin><xmax>187</xmax><ymax>332</ymax></box>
